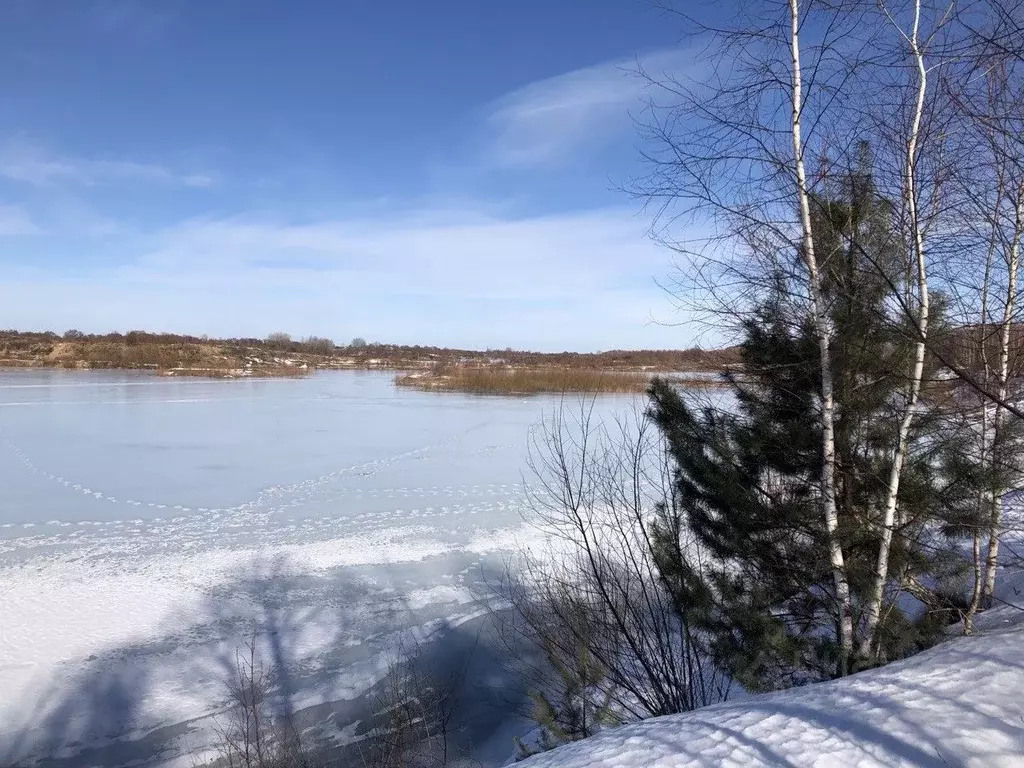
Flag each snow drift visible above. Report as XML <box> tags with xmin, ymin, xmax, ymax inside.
<box><xmin>519</xmin><ymin>607</ymin><xmax>1024</xmax><ymax>767</ymax></box>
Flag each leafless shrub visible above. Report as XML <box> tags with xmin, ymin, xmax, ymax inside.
<box><xmin>209</xmin><ymin>636</ymin><xmax>311</xmax><ymax>768</ymax></box>
<box><xmin>357</xmin><ymin>642</ymin><xmax>476</xmax><ymax>768</ymax></box>
<box><xmin>494</xmin><ymin>398</ymin><xmax>729</xmax><ymax>754</ymax></box>
<box><xmin>302</xmin><ymin>336</ymin><xmax>336</xmax><ymax>355</ymax></box>
<box><xmin>266</xmin><ymin>332</ymin><xmax>293</xmax><ymax>347</ymax></box>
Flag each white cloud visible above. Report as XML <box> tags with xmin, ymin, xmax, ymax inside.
<box><xmin>0</xmin><ymin>206</ymin><xmax>699</xmax><ymax>350</ymax></box>
<box><xmin>134</xmin><ymin>208</ymin><xmax>666</xmax><ymax>301</ymax></box>
<box><xmin>0</xmin><ymin>45</ymin><xmax>709</xmax><ymax>348</ymax></box>
<box><xmin>482</xmin><ymin>48</ymin><xmax>691</xmax><ymax>169</ymax></box>
<box><xmin>0</xmin><ymin>205</ymin><xmax>40</xmax><ymax>236</ymax></box>
<box><xmin>0</xmin><ymin>142</ymin><xmax>213</xmax><ymax>188</ymax></box>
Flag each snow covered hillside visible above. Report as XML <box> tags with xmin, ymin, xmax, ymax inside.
<box><xmin>519</xmin><ymin>607</ymin><xmax>1024</xmax><ymax>767</ymax></box>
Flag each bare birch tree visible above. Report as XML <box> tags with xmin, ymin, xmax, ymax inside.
<box><xmin>947</xmin><ymin>14</ymin><xmax>1024</xmax><ymax>623</ymax></box>
<box><xmin>633</xmin><ymin>0</ymin><xmax>1024</xmax><ymax>665</ymax></box>
<box><xmin>633</xmin><ymin>0</ymin><xmax>893</xmax><ymax>674</ymax></box>
<box><xmin>786</xmin><ymin>0</ymin><xmax>855</xmax><ymax>671</ymax></box>
<box><xmin>972</xmin><ymin>51</ymin><xmax>1024</xmax><ymax>611</ymax></box>
<box><xmin>859</xmin><ymin>0</ymin><xmax>953</xmax><ymax>662</ymax></box>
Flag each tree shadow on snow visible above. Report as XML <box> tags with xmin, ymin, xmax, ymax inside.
<box><xmin>0</xmin><ymin>551</ymin><xmax>527</xmax><ymax>768</ymax></box>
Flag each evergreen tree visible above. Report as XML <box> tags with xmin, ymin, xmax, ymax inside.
<box><xmin>514</xmin><ymin>638</ymin><xmax>619</xmax><ymax>761</ymax></box>
<box><xmin>647</xmin><ymin>159</ymin><xmax>989</xmax><ymax>690</ymax></box>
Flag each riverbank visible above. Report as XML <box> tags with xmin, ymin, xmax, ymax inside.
<box><xmin>0</xmin><ymin>334</ymin><xmax>316</xmax><ymax>378</ymax></box>
<box><xmin>0</xmin><ymin>331</ymin><xmax>740</xmax><ymax>383</ymax></box>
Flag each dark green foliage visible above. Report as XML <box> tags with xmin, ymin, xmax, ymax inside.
<box><xmin>514</xmin><ymin>639</ymin><xmax>619</xmax><ymax>760</ymax></box>
<box><xmin>647</xmin><ymin>159</ymin><xmax>991</xmax><ymax>689</ymax></box>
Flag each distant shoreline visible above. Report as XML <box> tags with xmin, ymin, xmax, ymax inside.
<box><xmin>0</xmin><ymin>330</ymin><xmax>739</xmax><ymax>387</ymax></box>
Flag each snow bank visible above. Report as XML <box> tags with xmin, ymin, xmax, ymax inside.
<box><xmin>519</xmin><ymin>608</ymin><xmax>1024</xmax><ymax>767</ymax></box>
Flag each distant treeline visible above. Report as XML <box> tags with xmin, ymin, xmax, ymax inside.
<box><xmin>5</xmin><ymin>325</ymin><xmax>1023</xmax><ymax>378</ymax></box>
<box><xmin>0</xmin><ymin>329</ymin><xmax>741</xmax><ymax>372</ymax></box>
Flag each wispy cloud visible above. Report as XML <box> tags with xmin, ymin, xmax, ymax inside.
<box><xmin>0</xmin><ymin>45</ymin><xmax>705</xmax><ymax>347</ymax></box>
<box><xmin>87</xmin><ymin>0</ymin><xmax>177</xmax><ymax>40</ymax></box>
<box><xmin>0</xmin><ymin>205</ymin><xmax>40</xmax><ymax>236</ymax></box>
<box><xmin>0</xmin><ymin>206</ymin><xmax>694</xmax><ymax>350</ymax></box>
<box><xmin>482</xmin><ymin>48</ymin><xmax>690</xmax><ymax>169</ymax></box>
<box><xmin>135</xmin><ymin>207</ymin><xmax>668</xmax><ymax>303</ymax></box>
<box><xmin>0</xmin><ymin>142</ymin><xmax>213</xmax><ymax>189</ymax></box>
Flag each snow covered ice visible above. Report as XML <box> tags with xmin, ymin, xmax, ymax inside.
<box><xmin>4</xmin><ymin>368</ymin><xmax>1024</xmax><ymax>768</ymax></box>
<box><xmin>0</xmin><ymin>369</ymin><xmax>627</xmax><ymax>767</ymax></box>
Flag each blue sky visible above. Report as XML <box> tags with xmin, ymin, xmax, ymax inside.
<box><xmin>0</xmin><ymin>0</ymin><xmax>703</xmax><ymax>351</ymax></box>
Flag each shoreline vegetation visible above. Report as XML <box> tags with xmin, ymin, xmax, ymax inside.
<box><xmin>0</xmin><ymin>329</ymin><xmax>740</xmax><ymax>389</ymax></box>
<box><xmin>393</xmin><ymin>367</ymin><xmax>730</xmax><ymax>395</ymax></box>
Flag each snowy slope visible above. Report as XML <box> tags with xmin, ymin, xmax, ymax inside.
<box><xmin>519</xmin><ymin>608</ymin><xmax>1024</xmax><ymax>767</ymax></box>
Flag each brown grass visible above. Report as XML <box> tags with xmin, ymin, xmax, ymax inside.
<box><xmin>0</xmin><ymin>330</ymin><xmax>740</xmax><ymax>381</ymax></box>
<box><xmin>396</xmin><ymin>367</ymin><xmax>646</xmax><ymax>394</ymax></box>
<box><xmin>0</xmin><ymin>333</ymin><xmax>315</xmax><ymax>378</ymax></box>
<box><xmin>394</xmin><ymin>366</ymin><xmax>729</xmax><ymax>395</ymax></box>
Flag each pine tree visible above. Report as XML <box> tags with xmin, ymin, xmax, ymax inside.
<box><xmin>647</xmin><ymin>159</ymin><xmax>989</xmax><ymax>690</ymax></box>
<box><xmin>514</xmin><ymin>637</ymin><xmax>619</xmax><ymax>761</ymax></box>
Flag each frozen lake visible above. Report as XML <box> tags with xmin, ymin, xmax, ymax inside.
<box><xmin>0</xmin><ymin>369</ymin><xmax>638</xmax><ymax>767</ymax></box>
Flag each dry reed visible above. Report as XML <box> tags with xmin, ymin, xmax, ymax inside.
<box><xmin>394</xmin><ymin>366</ymin><xmax>728</xmax><ymax>395</ymax></box>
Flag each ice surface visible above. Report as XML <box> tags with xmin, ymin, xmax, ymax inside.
<box><xmin>0</xmin><ymin>369</ymin><xmax>561</xmax><ymax>527</ymax></box>
<box><xmin>0</xmin><ymin>369</ymin><xmax>638</xmax><ymax>767</ymax></box>
<box><xmin>11</xmin><ymin>368</ymin><xmax>1016</xmax><ymax>768</ymax></box>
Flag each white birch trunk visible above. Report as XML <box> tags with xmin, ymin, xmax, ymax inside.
<box><xmin>965</xmin><ymin>530</ymin><xmax>983</xmax><ymax>634</ymax></box>
<box><xmin>982</xmin><ymin>183</ymin><xmax>1024</xmax><ymax>605</ymax></box>
<box><xmin>859</xmin><ymin>0</ymin><xmax>931</xmax><ymax>661</ymax></box>
<box><xmin>788</xmin><ymin>0</ymin><xmax>853</xmax><ymax>673</ymax></box>
<box><xmin>964</xmin><ymin>191</ymin><xmax>998</xmax><ymax>633</ymax></box>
